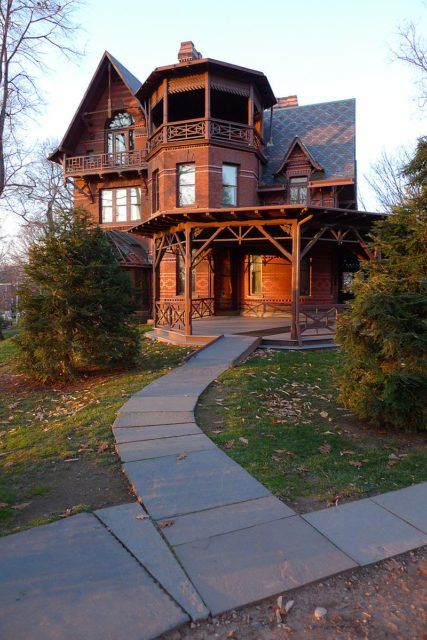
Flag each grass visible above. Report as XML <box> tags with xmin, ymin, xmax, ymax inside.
<box><xmin>196</xmin><ymin>349</ymin><xmax>427</xmax><ymax>511</ymax></box>
<box><xmin>0</xmin><ymin>327</ymin><xmax>193</xmax><ymax>535</ymax></box>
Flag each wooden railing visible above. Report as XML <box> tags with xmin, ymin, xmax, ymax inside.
<box><xmin>64</xmin><ymin>150</ymin><xmax>147</xmax><ymax>175</ymax></box>
<box><xmin>147</xmin><ymin>118</ymin><xmax>264</xmax><ymax>153</ymax></box>
<box><xmin>298</xmin><ymin>304</ymin><xmax>348</xmax><ymax>336</ymax></box>
<box><xmin>241</xmin><ymin>298</ymin><xmax>292</xmax><ymax>317</ymax></box>
<box><xmin>155</xmin><ymin>297</ymin><xmax>214</xmax><ymax>332</ymax></box>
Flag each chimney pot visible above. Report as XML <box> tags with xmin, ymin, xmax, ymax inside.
<box><xmin>178</xmin><ymin>41</ymin><xmax>202</xmax><ymax>62</ymax></box>
<box><xmin>274</xmin><ymin>95</ymin><xmax>299</xmax><ymax>108</ymax></box>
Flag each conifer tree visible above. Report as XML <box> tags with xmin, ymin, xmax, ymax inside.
<box><xmin>336</xmin><ymin>138</ymin><xmax>427</xmax><ymax>431</ymax></box>
<box><xmin>16</xmin><ymin>208</ymin><xmax>139</xmax><ymax>383</ymax></box>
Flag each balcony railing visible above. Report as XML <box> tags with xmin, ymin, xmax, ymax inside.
<box><xmin>64</xmin><ymin>150</ymin><xmax>147</xmax><ymax>176</ymax></box>
<box><xmin>147</xmin><ymin>118</ymin><xmax>265</xmax><ymax>154</ymax></box>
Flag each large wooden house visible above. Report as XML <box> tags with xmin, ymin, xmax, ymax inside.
<box><xmin>50</xmin><ymin>41</ymin><xmax>381</xmax><ymax>345</ymax></box>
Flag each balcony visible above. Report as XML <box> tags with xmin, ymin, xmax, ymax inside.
<box><xmin>147</xmin><ymin>118</ymin><xmax>265</xmax><ymax>155</ymax></box>
<box><xmin>64</xmin><ymin>149</ymin><xmax>147</xmax><ymax>177</ymax></box>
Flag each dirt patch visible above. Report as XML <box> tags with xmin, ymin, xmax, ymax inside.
<box><xmin>1</xmin><ymin>457</ymin><xmax>133</xmax><ymax>535</ymax></box>
<box><xmin>163</xmin><ymin>547</ymin><xmax>427</xmax><ymax>640</ymax></box>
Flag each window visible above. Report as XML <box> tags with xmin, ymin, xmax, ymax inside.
<box><xmin>289</xmin><ymin>176</ymin><xmax>308</xmax><ymax>204</ymax></box>
<box><xmin>222</xmin><ymin>164</ymin><xmax>238</xmax><ymax>206</ymax></box>
<box><xmin>152</xmin><ymin>170</ymin><xmax>159</xmax><ymax>213</ymax></box>
<box><xmin>176</xmin><ymin>254</ymin><xmax>196</xmax><ymax>295</ymax></box>
<box><xmin>101</xmin><ymin>187</ymin><xmax>141</xmax><ymax>223</ymax></box>
<box><xmin>249</xmin><ymin>255</ymin><xmax>263</xmax><ymax>296</ymax></box>
<box><xmin>177</xmin><ymin>163</ymin><xmax>195</xmax><ymax>207</ymax></box>
<box><xmin>105</xmin><ymin>111</ymin><xmax>134</xmax><ymax>160</ymax></box>
<box><xmin>300</xmin><ymin>257</ymin><xmax>311</xmax><ymax>296</ymax></box>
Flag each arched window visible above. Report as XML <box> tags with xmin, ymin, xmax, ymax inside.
<box><xmin>105</xmin><ymin>111</ymin><xmax>135</xmax><ymax>159</ymax></box>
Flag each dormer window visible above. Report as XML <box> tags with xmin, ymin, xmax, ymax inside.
<box><xmin>106</xmin><ymin>111</ymin><xmax>135</xmax><ymax>159</ymax></box>
<box><xmin>289</xmin><ymin>176</ymin><xmax>308</xmax><ymax>204</ymax></box>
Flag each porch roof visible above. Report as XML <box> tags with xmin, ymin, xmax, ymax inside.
<box><xmin>130</xmin><ymin>205</ymin><xmax>383</xmax><ymax>236</ymax></box>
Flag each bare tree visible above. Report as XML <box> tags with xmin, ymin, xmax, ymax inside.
<box><xmin>391</xmin><ymin>22</ymin><xmax>427</xmax><ymax>107</ymax></box>
<box><xmin>0</xmin><ymin>1</ymin><xmax>81</xmax><ymax>198</ymax></box>
<box><xmin>365</xmin><ymin>147</ymin><xmax>413</xmax><ymax>211</ymax></box>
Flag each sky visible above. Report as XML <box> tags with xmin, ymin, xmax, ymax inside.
<box><xmin>2</xmin><ymin>0</ymin><xmax>426</xmax><ymax>237</ymax></box>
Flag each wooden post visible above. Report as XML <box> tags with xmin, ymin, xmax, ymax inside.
<box><xmin>162</xmin><ymin>79</ymin><xmax>168</xmax><ymax>144</ymax></box>
<box><xmin>184</xmin><ymin>226</ymin><xmax>193</xmax><ymax>336</ymax></box>
<box><xmin>291</xmin><ymin>221</ymin><xmax>301</xmax><ymax>343</ymax></box>
<box><xmin>152</xmin><ymin>238</ymin><xmax>158</xmax><ymax>327</ymax></box>
<box><xmin>248</xmin><ymin>85</ymin><xmax>254</xmax><ymax>145</ymax></box>
<box><xmin>205</xmin><ymin>72</ymin><xmax>210</xmax><ymax>139</ymax></box>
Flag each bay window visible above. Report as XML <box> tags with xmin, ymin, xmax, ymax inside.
<box><xmin>222</xmin><ymin>164</ymin><xmax>238</xmax><ymax>206</ymax></box>
<box><xmin>177</xmin><ymin>163</ymin><xmax>195</xmax><ymax>207</ymax></box>
<box><xmin>101</xmin><ymin>187</ymin><xmax>141</xmax><ymax>223</ymax></box>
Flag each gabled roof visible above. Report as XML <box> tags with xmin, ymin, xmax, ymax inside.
<box><xmin>273</xmin><ymin>136</ymin><xmax>324</xmax><ymax>175</ymax></box>
<box><xmin>104</xmin><ymin>230</ymin><xmax>150</xmax><ymax>267</ymax></box>
<box><xmin>49</xmin><ymin>51</ymin><xmax>143</xmax><ymax>162</ymax></box>
<box><xmin>262</xmin><ymin>99</ymin><xmax>356</xmax><ymax>185</ymax></box>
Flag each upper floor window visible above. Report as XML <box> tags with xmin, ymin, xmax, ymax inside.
<box><xmin>222</xmin><ymin>164</ymin><xmax>238</xmax><ymax>206</ymax></box>
<box><xmin>106</xmin><ymin>111</ymin><xmax>135</xmax><ymax>158</ymax></box>
<box><xmin>177</xmin><ymin>163</ymin><xmax>195</xmax><ymax>207</ymax></box>
<box><xmin>249</xmin><ymin>255</ymin><xmax>263</xmax><ymax>296</ymax></box>
<box><xmin>289</xmin><ymin>176</ymin><xmax>308</xmax><ymax>204</ymax></box>
<box><xmin>152</xmin><ymin>170</ymin><xmax>159</xmax><ymax>213</ymax></box>
<box><xmin>101</xmin><ymin>187</ymin><xmax>141</xmax><ymax>223</ymax></box>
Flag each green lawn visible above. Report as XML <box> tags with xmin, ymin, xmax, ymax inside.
<box><xmin>0</xmin><ymin>328</ymin><xmax>193</xmax><ymax>535</ymax></box>
<box><xmin>196</xmin><ymin>349</ymin><xmax>427</xmax><ymax>511</ymax></box>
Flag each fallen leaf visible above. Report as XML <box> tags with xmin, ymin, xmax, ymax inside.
<box><xmin>274</xmin><ymin>449</ymin><xmax>294</xmax><ymax>456</ymax></box>
<box><xmin>319</xmin><ymin>443</ymin><xmax>331</xmax><ymax>454</ymax></box>
<box><xmin>320</xmin><ymin>411</ymin><xmax>329</xmax><ymax>419</ymax></box>
<box><xmin>224</xmin><ymin>440</ymin><xmax>235</xmax><ymax>449</ymax></box>
<box><xmin>158</xmin><ymin>519</ymin><xmax>174</xmax><ymax>529</ymax></box>
<box><xmin>284</xmin><ymin>600</ymin><xmax>295</xmax><ymax>614</ymax></box>
<box><xmin>271</xmin><ymin>456</ymin><xmax>281</xmax><ymax>462</ymax></box>
<box><xmin>349</xmin><ymin>460</ymin><xmax>363</xmax><ymax>468</ymax></box>
<box><xmin>136</xmin><ymin>514</ymin><xmax>150</xmax><ymax>521</ymax></box>
<box><xmin>176</xmin><ymin>452</ymin><xmax>187</xmax><ymax>461</ymax></box>
<box><xmin>226</xmin><ymin>631</ymin><xmax>237</xmax><ymax>639</ymax></box>
<box><xmin>239</xmin><ymin>437</ymin><xmax>249</xmax><ymax>445</ymax></box>
<box><xmin>97</xmin><ymin>442</ymin><xmax>109</xmax><ymax>453</ymax></box>
<box><xmin>340</xmin><ymin>449</ymin><xmax>356</xmax><ymax>456</ymax></box>
<box><xmin>0</xmin><ymin>502</ymin><xmax>9</xmax><ymax>509</ymax></box>
<box><xmin>314</xmin><ymin>606</ymin><xmax>327</xmax><ymax>620</ymax></box>
<box><xmin>326</xmin><ymin>495</ymin><xmax>341</xmax><ymax>507</ymax></box>
<box><xmin>64</xmin><ymin>457</ymin><xmax>79</xmax><ymax>462</ymax></box>
<box><xmin>12</xmin><ymin>502</ymin><xmax>30</xmax><ymax>510</ymax></box>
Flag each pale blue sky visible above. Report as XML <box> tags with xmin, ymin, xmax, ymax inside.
<box><xmin>3</xmin><ymin>0</ymin><xmax>427</xmax><ymax>236</ymax></box>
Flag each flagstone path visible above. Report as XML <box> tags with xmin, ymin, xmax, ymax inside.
<box><xmin>0</xmin><ymin>335</ymin><xmax>426</xmax><ymax>640</ymax></box>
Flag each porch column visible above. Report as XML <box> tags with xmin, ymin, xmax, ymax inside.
<box><xmin>152</xmin><ymin>238</ymin><xmax>159</xmax><ymax>327</ymax></box>
<box><xmin>291</xmin><ymin>221</ymin><xmax>301</xmax><ymax>342</ymax></box>
<box><xmin>162</xmin><ymin>79</ymin><xmax>168</xmax><ymax>143</ymax></box>
<box><xmin>184</xmin><ymin>226</ymin><xmax>193</xmax><ymax>335</ymax></box>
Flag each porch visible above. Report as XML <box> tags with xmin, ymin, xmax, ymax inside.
<box><xmin>132</xmin><ymin>204</ymin><xmax>380</xmax><ymax>348</ymax></box>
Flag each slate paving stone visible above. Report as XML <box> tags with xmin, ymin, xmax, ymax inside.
<box><xmin>124</xmin><ymin>448</ymin><xmax>270</xmax><ymax>520</ymax></box>
<box><xmin>304</xmin><ymin>499</ymin><xmax>427</xmax><ymax>565</ymax></box>
<box><xmin>96</xmin><ymin>503</ymin><xmax>209</xmax><ymax>621</ymax></box>
<box><xmin>118</xmin><ymin>433</ymin><xmax>216</xmax><ymax>462</ymax></box>
<box><xmin>114</xmin><ymin>410</ymin><xmax>195</xmax><ymax>427</ymax></box>
<box><xmin>113</xmin><ymin>423</ymin><xmax>202</xmax><ymax>444</ymax></box>
<box><xmin>174</xmin><ymin>515</ymin><xmax>356</xmax><ymax>615</ymax></box>
<box><xmin>120</xmin><ymin>395</ymin><xmax>198</xmax><ymax>413</ymax></box>
<box><xmin>162</xmin><ymin>495</ymin><xmax>296</xmax><ymax>546</ymax></box>
<box><xmin>0</xmin><ymin>513</ymin><xmax>187</xmax><ymax>640</ymax></box>
<box><xmin>370</xmin><ymin>483</ymin><xmax>427</xmax><ymax>534</ymax></box>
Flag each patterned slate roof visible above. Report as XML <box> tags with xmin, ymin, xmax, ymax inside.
<box><xmin>104</xmin><ymin>230</ymin><xmax>150</xmax><ymax>267</ymax></box>
<box><xmin>107</xmin><ymin>52</ymin><xmax>142</xmax><ymax>95</ymax></box>
<box><xmin>262</xmin><ymin>99</ymin><xmax>356</xmax><ymax>185</ymax></box>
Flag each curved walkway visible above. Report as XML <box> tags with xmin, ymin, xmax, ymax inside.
<box><xmin>1</xmin><ymin>336</ymin><xmax>426</xmax><ymax>640</ymax></box>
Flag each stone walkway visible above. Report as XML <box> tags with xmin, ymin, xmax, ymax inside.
<box><xmin>1</xmin><ymin>335</ymin><xmax>426</xmax><ymax>639</ymax></box>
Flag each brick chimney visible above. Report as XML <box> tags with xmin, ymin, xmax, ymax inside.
<box><xmin>178</xmin><ymin>41</ymin><xmax>203</xmax><ymax>63</ymax></box>
<box><xmin>274</xmin><ymin>95</ymin><xmax>299</xmax><ymax>108</ymax></box>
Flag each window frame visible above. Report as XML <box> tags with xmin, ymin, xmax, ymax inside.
<box><xmin>288</xmin><ymin>175</ymin><xmax>308</xmax><ymax>204</ymax></box>
<box><xmin>248</xmin><ymin>255</ymin><xmax>263</xmax><ymax>296</ymax></box>
<box><xmin>177</xmin><ymin>163</ymin><xmax>196</xmax><ymax>208</ymax></box>
<box><xmin>222</xmin><ymin>163</ymin><xmax>238</xmax><ymax>206</ymax></box>
<box><xmin>105</xmin><ymin>111</ymin><xmax>135</xmax><ymax>158</ymax></box>
<box><xmin>100</xmin><ymin>187</ymin><xmax>142</xmax><ymax>224</ymax></box>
